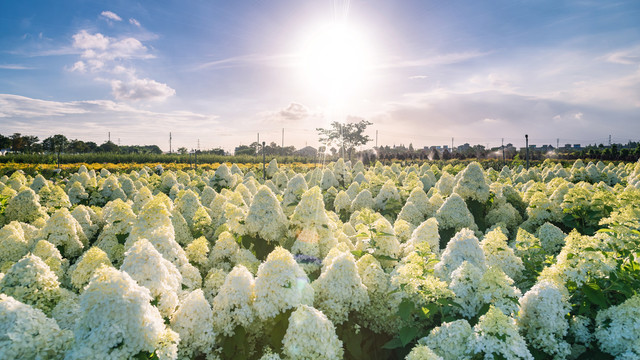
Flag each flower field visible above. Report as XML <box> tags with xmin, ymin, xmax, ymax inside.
<box><xmin>1</xmin><ymin>159</ymin><xmax>639</xmax><ymax>360</ymax></box>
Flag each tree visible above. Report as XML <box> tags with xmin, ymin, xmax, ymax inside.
<box><xmin>177</xmin><ymin>147</ymin><xmax>188</xmax><ymax>155</ymax></box>
<box><xmin>316</xmin><ymin>119</ymin><xmax>373</xmax><ymax>160</ymax></box>
<box><xmin>0</xmin><ymin>134</ymin><xmax>11</xmax><ymax>150</ymax></box>
<box><xmin>98</xmin><ymin>140</ymin><xmax>118</xmax><ymax>153</ymax></box>
<box><xmin>10</xmin><ymin>133</ymin><xmax>25</xmax><ymax>152</ymax></box>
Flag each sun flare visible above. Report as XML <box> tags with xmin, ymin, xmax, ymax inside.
<box><xmin>298</xmin><ymin>22</ymin><xmax>373</xmax><ymax>103</ymax></box>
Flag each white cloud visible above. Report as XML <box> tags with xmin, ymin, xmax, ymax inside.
<box><xmin>263</xmin><ymin>102</ymin><xmax>322</xmax><ymax>123</ymax></box>
<box><xmin>409</xmin><ymin>75</ymin><xmax>428</xmax><ymax>80</ymax></box>
<box><xmin>101</xmin><ymin>11</ymin><xmax>122</xmax><ymax>22</ymax></box>
<box><xmin>69</xmin><ymin>61</ymin><xmax>86</xmax><ymax>73</ymax></box>
<box><xmin>129</xmin><ymin>18</ymin><xmax>141</xmax><ymax>27</ymax></box>
<box><xmin>73</xmin><ymin>30</ymin><xmax>109</xmax><ymax>51</ymax></box>
<box><xmin>0</xmin><ymin>64</ymin><xmax>34</xmax><ymax>70</ymax></box>
<box><xmin>605</xmin><ymin>46</ymin><xmax>640</xmax><ymax>65</ymax></box>
<box><xmin>111</xmin><ymin>78</ymin><xmax>176</xmax><ymax>101</ymax></box>
<box><xmin>72</xmin><ymin>30</ymin><xmax>153</xmax><ymax>62</ymax></box>
<box><xmin>379</xmin><ymin>51</ymin><xmax>490</xmax><ymax>69</ymax></box>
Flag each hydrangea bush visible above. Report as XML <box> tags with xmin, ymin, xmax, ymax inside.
<box><xmin>0</xmin><ymin>159</ymin><xmax>638</xmax><ymax>359</ymax></box>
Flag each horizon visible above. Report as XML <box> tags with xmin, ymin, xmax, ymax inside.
<box><xmin>1</xmin><ymin>1</ymin><xmax>639</xmax><ymax>152</ymax></box>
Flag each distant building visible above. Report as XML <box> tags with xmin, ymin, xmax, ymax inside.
<box><xmin>573</xmin><ymin>144</ymin><xmax>581</xmax><ymax>149</ymax></box>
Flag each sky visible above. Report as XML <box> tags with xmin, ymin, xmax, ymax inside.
<box><xmin>1</xmin><ymin>0</ymin><xmax>639</xmax><ymax>152</ymax></box>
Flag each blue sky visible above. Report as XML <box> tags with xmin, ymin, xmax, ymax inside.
<box><xmin>1</xmin><ymin>0</ymin><xmax>639</xmax><ymax>152</ymax></box>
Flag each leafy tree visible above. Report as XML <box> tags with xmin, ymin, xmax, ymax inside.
<box><xmin>98</xmin><ymin>140</ymin><xmax>118</xmax><ymax>153</ymax></box>
<box><xmin>316</xmin><ymin>119</ymin><xmax>373</xmax><ymax>160</ymax></box>
<box><xmin>0</xmin><ymin>134</ymin><xmax>11</xmax><ymax>150</ymax></box>
<box><xmin>10</xmin><ymin>133</ymin><xmax>25</xmax><ymax>152</ymax></box>
<box><xmin>177</xmin><ymin>147</ymin><xmax>188</xmax><ymax>155</ymax></box>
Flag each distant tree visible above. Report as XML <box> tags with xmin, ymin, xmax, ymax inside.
<box><xmin>68</xmin><ymin>139</ymin><xmax>89</xmax><ymax>153</ymax></box>
<box><xmin>0</xmin><ymin>134</ymin><xmax>11</xmax><ymax>150</ymax></box>
<box><xmin>11</xmin><ymin>133</ymin><xmax>25</xmax><ymax>152</ymax></box>
<box><xmin>177</xmin><ymin>147</ymin><xmax>188</xmax><ymax>155</ymax></box>
<box><xmin>23</xmin><ymin>135</ymin><xmax>39</xmax><ymax>153</ymax></box>
<box><xmin>98</xmin><ymin>141</ymin><xmax>118</xmax><ymax>153</ymax></box>
<box><xmin>235</xmin><ymin>145</ymin><xmax>256</xmax><ymax>156</ymax></box>
<box><xmin>316</xmin><ymin>119</ymin><xmax>372</xmax><ymax>160</ymax></box>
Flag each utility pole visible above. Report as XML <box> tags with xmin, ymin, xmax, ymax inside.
<box><xmin>556</xmin><ymin>138</ymin><xmax>559</xmax><ymax>150</ymax></box>
<box><xmin>502</xmin><ymin>138</ymin><xmax>505</xmax><ymax>164</ymax></box>
<box><xmin>197</xmin><ymin>139</ymin><xmax>200</xmax><ymax>151</ymax></box>
<box><xmin>525</xmin><ymin>134</ymin><xmax>529</xmax><ymax>170</ymax></box>
<box><xmin>108</xmin><ymin>132</ymin><xmax>110</xmax><ymax>143</ymax></box>
<box><xmin>609</xmin><ymin>135</ymin><xmax>612</xmax><ymax>146</ymax></box>
<box><xmin>118</xmin><ymin>138</ymin><xmax>120</xmax><ymax>146</ymax></box>
<box><xmin>282</xmin><ymin>128</ymin><xmax>284</xmax><ymax>148</ymax></box>
<box><xmin>257</xmin><ymin>133</ymin><xmax>260</xmax><ymax>157</ymax></box>
<box><xmin>262</xmin><ymin>141</ymin><xmax>266</xmax><ymax>181</ymax></box>
<box><xmin>451</xmin><ymin>137</ymin><xmax>454</xmax><ymax>152</ymax></box>
<box><xmin>375</xmin><ymin>130</ymin><xmax>378</xmax><ymax>148</ymax></box>
<box><xmin>169</xmin><ymin>132</ymin><xmax>172</xmax><ymax>154</ymax></box>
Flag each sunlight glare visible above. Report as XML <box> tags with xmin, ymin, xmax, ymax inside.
<box><xmin>298</xmin><ymin>22</ymin><xmax>373</xmax><ymax>104</ymax></box>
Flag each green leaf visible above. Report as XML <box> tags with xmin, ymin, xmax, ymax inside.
<box><xmin>373</xmin><ymin>254</ymin><xmax>399</xmax><ymax>262</ymax></box>
<box><xmin>381</xmin><ymin>337</ymin><xmax>403</xmax><ymax>350</ymax></box>
<box><xmin>398</xmin><ymin>326</ymin><xmax>419</xmax><ymax>347</ymax></box>
<box><xmin>582</xmin><ymin>283</ymin><xmax>608</xmax><ymax>308</ymax></box>
<box><xmin>351</xmin><ymin>250</ymin><xmax>365</xmax><ymax>258</ymax></box>
<box><xmin>398</xmin><ymin>299</ymin><xmax>415</xmax><ymax>321</ymax></box>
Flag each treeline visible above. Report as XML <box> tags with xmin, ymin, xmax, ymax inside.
<box><xmin>0</xmin><ymin>133</ymin><xmax>163</xmax><ymax>155</ymax></box>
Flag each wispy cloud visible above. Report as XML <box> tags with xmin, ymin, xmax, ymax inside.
<box><xmin>129</xmin><ymin>18</ymin><xmax>141</xmax><ymax>27</ymax></box>
<box><xmin>100</xmin><ymin>11</ymin><xmax>122</xmax><ymax>22</ymax></box>
<box><xmin>604</xmin><ymin>46</ymin><xmax>640</xmax><ymax>65</ymax></box>
<box><xmin>110</xmin><ymin>78</ymin><xmax>176</xmax><ymax>101</ymax></box>
<box><xmin>409</xmin><ymin>75</ymin><xmax>428</xmax><ymax>80</ymax></box>
<box><xmin>194</xmin><ymin>53</ymin><xmax>295</xmax><ymax>70</ymax></box>
<box><xmin>0</xmin><ymin>64</ymin><xmax>35</xmax><ymax>70</ymax></box>
<box><xmin>379</xmin><ymin>51</ymin><xmax>491</xmax><ymax>69</ymax></box>
<box><xmin>261</xmin><ymin>102</ymin><xmax>323</xmax><ymax>124</ymax></box>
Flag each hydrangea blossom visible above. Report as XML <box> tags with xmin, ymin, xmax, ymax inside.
<box><xmin>253</xmin><ymin>247</ymin><xmax>314</xmax><ymax>320</ymax></box>
<box><xmin>0</xmin><ymin>294</ymin><xmax>73</xmax><ymax>359</ymax></box>
<box><xmin>282</xmin><ymin>305</ymin><xmax>343</xmax><ymax>360</ymax></box>
<box><xmin>320</xmin><ymin>168</ymin><xmax>339</xmax><ymax>190</ymax></box>
<box><xmin>398</xmin><ymin>201</ymin><xmax>426</xmax><ymax>226</ymax></box>
<box><xmin>211</xmin><ymin>265</ymin><xmax>256</xmax><ymax>336</ymax></box>
<box><xmin>70</xmin><ymin>205</ymin><xmax>100</xmax><ymax>242</ymax></box>
<box><xmin>517</xmin><ymin>280</ymin><xmax>571</xmax><ymax>358</ymax></box>
<box><xmin>31</xmin><ymin>240</ymin><xmax>68</xmax><ymax>281</ymax></box>
<box><xmin>406</xmin><ymin>345</ymin><xmax>443</xmax><ymax>360</ymax></box>
<box><xmin>185</xmin><ymin>236</ymin><xmax>210</xmax><ymax>272</ymax></box>
<box><xmin>394</xmin><ymin>218</ymin><xmax>415</xmax><ymax>244</ymax></box>
<box><xmin>350</xmin><ymin>189</ymin><xmax>375</xmax><ymax>212</ymax></box>
<box><xmin>51</xmin><ymin>288</ymin><xmax>80</xmax><ymax>331</ymax></box>
<box><xmin>391</xmin><ymin>251</ymin><xmax>454</xmax><ymax>307</ymax></box>
<box><xmin>245</xmin><ymin>185</ymin><xmax>288</xmax><ymax>243</ymax></box>
<box><xmin>0</xmin><ymin>254</ymin><xmax>61</xmax><ymax>315</ymax></box>
<box><xmin>290</xmin><ymin>186</ymin><xmax>337</xmax><ymax>259</ymax></box>
<box><xmin>69</xmin><ymin>246</ymin><xmax>113</xmax><ymax>291</ymax></box>
<box><xmin>38</xmin><ymin>183</ymin><xmax>72</xmax><ymax>211</ymax></box>
<box><xmin>469</xmin><ymin>306</ymin><xmax>533</xmax><ymax>360</ymax></box>
<box><xmin>202</xmin><ymin>267</ymin><xmax>228</xmax><ymax>305</ymax></box>
<box><xmin>4</xmin><ymin>188</ymin><xmax>48</xmax><ymax>226</ymax></box>
<box><xmin>480</xmin><ymin>228</ymin><xmax>524</xmax><ymax>281</ymax></box>
<box><xmin>333</xmin><ymin>190</ymin><xmax>352</xmax><ymax>215</ymax></box>
<box><xmin>312</xmin><ymin>252</ymin><xmax>369</xmax><ymax>325</ymax></box>
<box><xmin>435</xmin><ymin>171</ymin><xmax>455</xmax><ymax>196</ymax></box>
<box><xmin>170</xmin><ymin>289</ymin><xmax>216</xmax><ymax>359</ymax></box>
<box><xmin>436</xmin><ymin>193</ymin><xmax>478</xmax><ymax>233</ymax></box>
<box><xmin>449</xmin><ymin>261</ymin><xmax>484</xmax><ymax>318</ymax></box>
<box><xmin>420</xmin><ymin>319</ymin><xmax>473</xmax><ymax>360</ymax></box>
<box><xmin>435</xmin><ymin>228</ymin><xmax>487</xmax><ymax>282</ymax></box>
<box><xmin>453</xmin><ymin>162</ymin><xmax>490</xmax><ymax>203</ymax></box>
<box><xmin>594</xmin><ymin>294</ymin><xmax>640</xmax><ymax>358</ymax></box>
<box><xmin>374</xmin><ymin>179</ymin><xmax>401</xmax><ymax>212</ymax></box>
<box><xmin>121</xmin><ymin>238</ymin><xmax>182</xmax><ymax>317</ymax></box>
<box><xmin>38</xmin><ymin>208</ymin><xmax>87</xmax><ymax>259</ymax></box>
<box><xmin>67</xmin><ymin>181</ymin><xmax>89</xmax><ymax>205</ymax></box>
<box><xmin>282</xmin><ymin>174</ymin><xmax>309</xmax><ymax>215</ymax></box>
<box><xmin>0</xmin><ymin>221</ymin><xmax>32</xmax><ymax>268</ymax></box>
<box><xmin>68</xmin><ymin>266</ymin><xmax>179</xmax><ymax>360</ymax></box>
<box><xmin>404</xmin><ymin>217</ymin><xmax>440</xmax><ymax>255</ymax></box>
<box><xmin>536</xmin><ymin>222</ymin><xmax>566</xmax><ymax>254</ymax></box>
<box><xmin>354</xmin><ymin>254</ymin><xmax>402</xmax><ymax>334</ymax></box>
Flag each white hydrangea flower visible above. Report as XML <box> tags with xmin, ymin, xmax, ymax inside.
<box><xmin>38</xmin><ymin>207</ymin><xmax>87</xmax><ymax>259</ymax></box>
<box><xmin>374</xmin><ymin>179</ymin><xmax>401</xmax><ymax>212</ymax></box>
<box><xmin>70</xmin><ymin>205</ymin><xmax>100</xmax><ymax>241</ymax></box>
<box><xmin>69</xmin><ymin>246</ymin><xmax>113</xmax><ymax>291</ymax></box>
<box><xmin>420</xmin><ymin>319</ymin><xmax>473</xmax><ymax>360</ymax></box>
<box><xmin>312</xmin><ymin>252</ymin><xmax>369</xmax><ymax>325</ymax></box>
<box><xmin>398</xmin><ymin>201</ymin><xmax>425</xmax><ymax>226</ymax></box>
<box><xmin>4</xmin><ymin>188</ymin><xmax>48</xmax><ymax>226</ymax></box>
<box><xmin>391</xmin><ymin>251</ymin><xmax>454</xmax><ymax>307</ymax></box>
<box><xmin>435</xmin><ymin>228</ymin><xmax>487</xmax><ymax>282</ymax></box>
<box><xmin>394</xmin><ymin>218</ymin><xmax>415</xmax><ymax>244</ymax></box>
<box><xmin>211</xmin><ymin>265</ymin><xmax>256</xmax><ymax>336</ymax></box>
<box><xmin>253</xmin><ymin>247</ymin><xmax>314</xmax><ymax>320</ymax></box>
<box><xmin>245</xmin><ymin>185</ymin><xmax>288</xmax><ymax>243</ymax></box>
<box><xmin>185</xmin><ymin>236</ymin><xmax>210</xmax><ymax>271</ymax></box>
<box><xmin>121</xmin><ymin>239</ymin><xmax>182</xmax><ymax>318</ymax></box>
<box><xmin>594</xmin><ymin>294</ymin><xmax>640</xmax><ymax>358</ymax></box>
<box><xmin>569</xmin><ymin>315</ymin><xmax>593</xmax><ymax>346</ymax></box>
<box><xmin>282</xmin><ymin>173</ymin><xmax>309</xmax><ymax>215</ymax></box>
<box><xmin>480</xmin><ymin>228</ymin><xmax>524</xmax><ymax>281</ymax></box>
<box><xmin>517</xmin><ymin>279</ymin><xmax>571</xmax><ymax>358</ymax></box>
<box><xmin>209</xmin><ymin>231</ymin><xmax>240</xmax><ymax>271</ymax></box>
<box><xmin>170</xmin><ymin>289</ymin><xmax>216</xmax><ymax>359</ymax></box>
<box><xmin>51</xmin><ymin>288</ymin><xmax>80</xmax><ymax>331</ymax></box>
<box><xmin>290</xmin><ymin>186</ymin><xmax>337</xmax><ymax>259</ymax></box>
<box><xmin>406</xmin><ymin>344</ymin><xmax>443</xmax><ymax>360</ymax></box>
<box><xmin>453</xmin><ymin>162</ymin><xmax>490</xmax><ymax>203</ymax></box>
<box><xmin>31</xmin><ymin>239</ymin><xmax>68</xmax><ymax>281</ymax></box>
<box><xmin>0</xmin><ymin>221</ymin><xmax>32</xmax><ymax>267</ymax></box>
<box><xmin>213</xmin><ymin>163</ymin><xmax>234</xmax><ymax>188</ymax></box>
<box><xmin>320</xmin><ymin>168</ymin><xmax>339</xmax><ymax>190</ymax></box>
<box><xmin>436</xmin><ymin>193</ymin><xmax>478</xmax><ymax>233</ymax></box>
<box><xmin>449</xmin><ymin>261</ymin><xmax>484</xmax><ymax>318</ymax></box>
<box><xmin>68</xmin><ymin>266</ymin><xmax>179</xmax><ymax>360</ymax></box>
<box><xmin>404</xmin><ymin>217</ymin><xmax>440</xmax><ymax>255</ymax></box>
<box><xmin>203</xmin><ymin>267</ymin><xmax>228</xmax><ymax>304</ymax></box>
<box><xmin>333</xmin><ymin>190</ymin><xmax>352</xmax><ymax>214</ymax></box>
<box><xmin>282</xmin><ymin>305</ymin><xmax>343</xmax><ymax>360</ymax></box>
<box><xmin>470</xmin><ymin>306</ymin><xmax>533</xmax><ymax>360</ymax></box>
<box><xmin>0</xmin><ymin>254</ymin><xmax>61</xmax><ymax>315</ymax></box>
<box><xmin>0</xmin><ymin>294</ymin><xmax>73</xmax><ymax>359</ymax></box>
<box><xmin>266</xmin><ymin>159</ymin><xmax>279</xmax><ymax>179</ymax></box>
<box><xmin>435</xmin><ymin>171</ymin><xmax>455</xmax><ymax>197</ymax></box>
<box><xmin>67</xmin><ymin>181</ymin><xmax>89</xmax><ymax>205</ymax></box>
<box><xmin>350</xmin><ymin>189</ymin><xmax>375</xmax><ymax>212</ymax></box>
<box><xmin>476</xmin><ymin>266</ymin><xmax>521</xmax><ymax>316</ymax></box>
<box><xmin>536</xmin><ymin>222</ymin><xmax>566</xmax><ymax>254</ymax></box>
<box><xmin>38</xmin><ymin>183</ymin><xmax>71</xmax><ymax>211</ymax></box>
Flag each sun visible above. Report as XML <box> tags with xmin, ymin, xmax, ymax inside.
<box><xmin>298</xmin><ymin>22</ymin><xmax>373</xmax><ymax>104</ymax></box>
